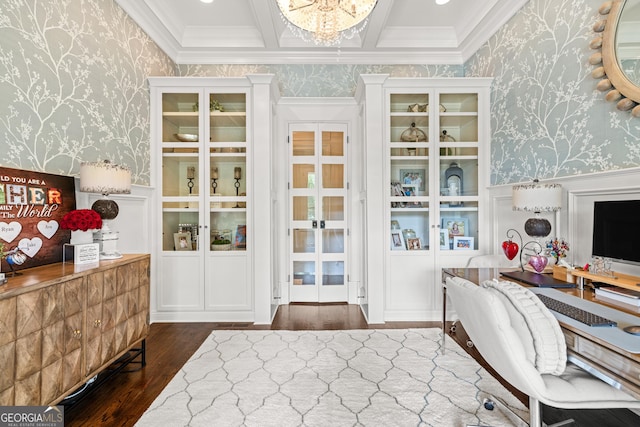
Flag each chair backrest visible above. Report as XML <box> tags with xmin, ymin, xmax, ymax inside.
<box><xmin>445</xmin><ymin>277</ymin><xmax>567</xmax><ymax>397</ymax></box>
<box><xmin>465</xmin><ymin>254</ymin><xmax>520</xmax><ymax>268</ymax></box>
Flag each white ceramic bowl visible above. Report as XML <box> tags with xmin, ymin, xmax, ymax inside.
<box><xmin>175</xmin><ymin>133</ymin><xmax>198</xmax><ymax>142</ymax></box>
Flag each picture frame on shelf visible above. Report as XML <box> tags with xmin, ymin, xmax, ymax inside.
<box><xmin>391</xmin><ymin>230</ymin><xmax>405</xmax><ymax>251</ymax></box>
<box><xmin>401</xmin><ymin>184</ymin><xmax>418</xmax><ymax>196</ymax></box>
<box><xmin>174</xmin><ymin>232</ymin><xmax>193</xmax><ymax>251</ymax></box>
<box><xmin>407</xmin><ymin>238</ymin><xmax>422</xmax><ymax>250</ymax></box>
<box><xmin>441</xmin><ymin>217</ymin><xmax>468</xmax><ymax>239</ymax></box>
<box><xmin>235</xmin><ymin>224</ymin><xmax>246</xmax><ymax>249</ymax></box>
<box><xmin>400</xmin><ymin>169</ymin><xmax>426</xmax><ymax>192</ymax></box>
<box><xmin>439</xmin><ymin>229</ymin><xmax>449</xmax><ymax>250</ymax></box>
<box><xmin>453</xmin><ymin>236</ymin><xmax>474</xmax><ymax>250</ymax></box>
<box><xmin>391</xmin><ymin>182</ymin><xmax>404</xmax><ymax>208</ymax></box>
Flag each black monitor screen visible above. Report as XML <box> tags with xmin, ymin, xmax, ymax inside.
<box><xmin>592</xmin><ymin>200</ymin><xmax>640</xmax><ymax>265</ymax></box>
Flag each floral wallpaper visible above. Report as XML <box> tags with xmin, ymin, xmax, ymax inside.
<box><xmin>465</xmin><ymin>0</ymin><xmax>640</xmax><ymax>185</ymax></box>
<box><xmin>178</xmin><ymin>64</ymin><xmax>462</xmax><ymax>97</ymax></box>
<box><xmin>1</xmin><ymin>0</ymin><xmax>638</xmax><ymax>187</ymax></box>
<box><xmin>0</xmin><ymin>0</ymin><xmax>174</xmax><ymax>185</ymax></box>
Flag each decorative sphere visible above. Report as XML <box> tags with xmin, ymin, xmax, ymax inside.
<box><xmin>524</xmin><ymin>217</ymin><xmax>551</xmax><ymax>238</ymax></box>
<box><xmin>92</xmin><ymin>199</ymin><xmax>119</xmax><ymax>220</ymax></box>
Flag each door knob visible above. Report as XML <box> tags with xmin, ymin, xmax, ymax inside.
<box><xmin>320</xmin><ymin>220</ymin><xmax>325</xmax><ymax>229</ymax></box>
<box><xmin>312</xmin><ymin>220</ymin><xmax>318</xmax><ymax>229</ymax></box>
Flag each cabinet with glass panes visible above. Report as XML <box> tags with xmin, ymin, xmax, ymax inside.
<box><xmin>150</xmin><ymin>77</ymin><xmax>259</xmax><ymax>318</ymax></box>
<box><xmin>378</xmin><ymin>77</ymin><xmax>491</xmax><ymax>322</ymax></box>
<box><xmin>160</xmin><ymin>91</ymin><xmax>247</xmax><ymax>253</ymax></box>
<box><xmin>387</xmin><ymin>86</ymin><xmax>488</xmax><ymax>255</ymax></box>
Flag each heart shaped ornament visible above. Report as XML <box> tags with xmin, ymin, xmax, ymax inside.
<box><xmin>0</xmin><ymin>221</ymin><xmax>22</xmax><ymax>243</ymax></box>
<box><xmin>528</xmin><ymin>254</ymin><xmax>548</xmax><ymax>273</ymax></box>
<box><xmin>37</xmin><ymin>220</ymin><xmax>59</xmax><ymax>239</ymax></box>
<box><xmin>19</xmin><ymin>237</ymin><xmax>43</xmax><ymax>258</ymax></box>
<box><xmin>502</xmin><ymin>240</ymin><xmax>519</xmax><ymax>260</ymax></box>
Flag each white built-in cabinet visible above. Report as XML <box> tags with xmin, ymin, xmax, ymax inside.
<box><xmin>357</xmin><ymin>76</ymin><xmax>492</xmax><ymax>322</ymax></box>
<box><xmin>149</xmin><ymin>76</ymin><xmax>277</xmax><ymax>323</ymax></box>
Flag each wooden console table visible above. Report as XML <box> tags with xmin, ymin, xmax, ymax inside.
<box><xmin>0</xmin><ymin>254</ymin><xmax>150</xmax><ymax>406</ymax></box>
<box><xmin>442</xmin><ymin>268</ymin><xmax>640</xmax><ymax>400</ymax></box>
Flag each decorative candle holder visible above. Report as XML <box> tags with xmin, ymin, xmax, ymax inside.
<box><xmin>234</xmin><ymin>167</ymin><xmax>242</xmax><ymax>208</ymax></box>
<box><xmin>211</xmin><ymin>167</ymin><xmax>218</xmax><ymax>194</ymax></box>
<box><xmin>187</xmin><ymin>166</ymin><xmax>195</xmax><ymax>194</ymax></box>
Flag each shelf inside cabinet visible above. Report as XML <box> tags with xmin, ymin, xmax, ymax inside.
<box><xmin>439</xmin><ymin>93</ymin><xmax>479</xmax><ymax>112</ymax></box>
<box><xmin>389</xmin><ymin>93</ymin><xmax>430</xmax><ymax>113</ymax></box>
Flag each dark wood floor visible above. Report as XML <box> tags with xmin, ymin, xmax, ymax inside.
<box><xmin>64</xmin><ymin>303</ymin><xmax>640</xmax><ymax>427</ymax></box>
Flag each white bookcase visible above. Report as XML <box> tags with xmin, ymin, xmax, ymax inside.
<box><xmin>149</xmin><ymin>75</ymin><xmax>277</xmax><ymax>322</ymax></box>
<box><xmin>357</xmin><ymin>76</ymin><xmax>492</xmax><ymax>322</ymax></box>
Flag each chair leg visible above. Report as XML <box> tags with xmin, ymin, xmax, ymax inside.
<box><xmin>529</xmin><ymin>397</ymin><xmax>575</xmax><ymax>427</ymax></box>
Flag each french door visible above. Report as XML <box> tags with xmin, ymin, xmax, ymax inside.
<box><xmin>289</xmin><ymin>123</ymin><xmax>348</xmax><ymax>302</ymax></box>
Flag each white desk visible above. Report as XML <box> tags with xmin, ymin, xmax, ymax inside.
<box><xmin>442</xmin><ymin>268</ymin><xmax>640</xmax><ymax>400</ymax></box>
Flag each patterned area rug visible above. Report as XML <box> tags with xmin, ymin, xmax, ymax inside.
<box><xmin>136</xmin><ymin>329</ymin><xmax>527</xmax><ymax>426</ymax></box>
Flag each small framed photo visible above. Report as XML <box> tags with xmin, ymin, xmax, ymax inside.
<box><xmin>174</xmin><ymin>232</ymin><xmax>193</xmax><ymax>251</ymax></box>
<box><xmin>400</xmin><ymin>169</ymin><xmax>426</xmax><ymax>192</ymax></box>
<box><xmin>407</xmin><ymin>237</ymin><xmax>422</xmax><ymax>250</ymax></box>
<box><xmin>441</xmin><ymin>217</ymin><xmax>468</xmax><ymax>239</ymax></box>
<box><xmin>453</xmin><ymin>236</ymin><xmax>474</xmax><ymax>250</ymax></box>
<box><xmin>439</xmin><ymin>229</ymin><xmax>449</xmax><ymax>250</ymax></box>
<box><xmin>401</xmin><ymin>184</ymin><xmax>418</xmax><ymax>196</ymax></box>
<box><xmin>391</xmin><ymin>230</ymin><xmax>405</xmax><ymax>250</ymax></box>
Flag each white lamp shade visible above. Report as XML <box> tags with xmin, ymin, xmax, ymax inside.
<box><xmin>512</xmin><ymin>182</ymin><xmax>562</xmax><ymax>213</ymax></box>
<box><xmin>80</xmin><ymin>160</ymin><xmax>131</xmax><ymax>195</ymax></box>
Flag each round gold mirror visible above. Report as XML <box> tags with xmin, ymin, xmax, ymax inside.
<box><xmin>591</xmin><ymin>0</ymin><xmax>640</xmax><ymax>117</ymax></box>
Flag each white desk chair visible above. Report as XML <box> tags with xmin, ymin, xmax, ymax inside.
<box><xmin>445</xmin><ymin>276</ymin><xmax>640</xmax><ymax>427</ymax></box>
<box><xmin>445</xmin><ymin>255</ymin><xmax>519</xmax><ymax>338</ymax></box>
<box><xmin>466</xmin><ymin>254</ymin><xmax>520</xmax><ymax>268</ymax></box>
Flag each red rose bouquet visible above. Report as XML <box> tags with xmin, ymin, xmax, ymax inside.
<box><xmin>60</xmin><ymin>209</ymin><xmax>102</xmax><ymax>231</ymax></box>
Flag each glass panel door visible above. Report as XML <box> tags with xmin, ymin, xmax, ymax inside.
<box><xmin>161</xmin><ymin>91</ymin><xmax>202</xmax><ymax>252</ymax></box>
<box><xmin>290</xmin><ymin>124</ymin><xmax>348</xmax><ymax>302</ymax></box>
<box><xmin>389</xmin><ymin>92</ymin><xmax>430</xmax><ymax>251</ymax></box>
<box><xmin>437</xmin><ymin>92</ymin><xmax>479</xmax><ymax>251</ymax></box>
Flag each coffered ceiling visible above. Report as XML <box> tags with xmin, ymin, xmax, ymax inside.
<box><xmin>115</xmin><ymin>0</ymin><xmax>529</xmax><ymax>64</ymax></box>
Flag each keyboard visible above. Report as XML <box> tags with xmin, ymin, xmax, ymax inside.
<box><xmin>537</xmin><ymin>294</ymin><xmax>617</xmax><ymax>327</ymax></box>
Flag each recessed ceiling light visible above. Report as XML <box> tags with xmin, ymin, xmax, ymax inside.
<box><xmin>436</xmin><ymin>0</ymin><xmax>450</xmax><ymax>5</ymax></box>
<box><xmin>200</xmin><ymin>0</ymin><xmax>214</xmax><ymax>4</ymax></box>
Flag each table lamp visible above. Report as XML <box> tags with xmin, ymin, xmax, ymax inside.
<box><xmin>512</xmin><ymin>179</ymin><xmax>562</xmax><ymax>239</ymax></box>
<box><xmin>80</xmin><ymin>160</ymin><xmax>131</xmax><ymax>259</ymax></box>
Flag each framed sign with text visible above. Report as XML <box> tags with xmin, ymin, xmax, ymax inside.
<box><xmin>0</xmin><ymin>167</ymin><xmax>76</xmax><ymax>273</ymax></box>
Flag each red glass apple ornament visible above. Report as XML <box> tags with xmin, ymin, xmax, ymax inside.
<box><xmin>528</xmin><ymin>254</ymin><xmax>548</xmax><ymax>273</ymax></box>
<box><xmin>502</xmin><ymin>239</ymin><xmax>519</xmax><ymax>260</ymax></box>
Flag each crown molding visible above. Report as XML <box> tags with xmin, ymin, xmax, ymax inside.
<box><xmin>115</xmin><ymin>0</ymin><xmax>530</xmax><ymax>66</ymax></box>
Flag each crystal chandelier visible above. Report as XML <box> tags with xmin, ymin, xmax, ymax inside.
<box><xmin>276</xmin><ymin>0</ymin><xmax>378</xmax><ymax>46</ymax></box>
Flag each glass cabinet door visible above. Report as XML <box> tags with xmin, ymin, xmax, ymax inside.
<box><xmin>389</xmin><ymin>93</ymin><xmax>430</xmax><ymax>251</ymax></box>
<box><xmin>437</xmin><ymin>92</ymin><xmax>479</xmax><ymax>251</ymax></box>
<box><xmin>161</xmin><ymin>91</ymin><xmax>201</xmax><ymax>251</ymax></box>
<box><xmin>208</xmin><ymin>91</ymin><xmax>247</xmax><ymax>252</ymax></box>
<box><xmin>160</xmin><ymin>90</ymin><xmax>249</xmax><ymax>253</ymax></box>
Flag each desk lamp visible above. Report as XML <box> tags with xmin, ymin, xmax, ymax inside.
<box><xmin>504</xmin><ymin>180</ymin><xmax>562</xmax><ymax>272</ymax></box>
<box><xmin>80</xmin><ymin>160</ymin><xmax>131</xmax><ymax>259</ymax></box>
<box><xmin>512</xmin><ymin>179</ymin><xmax>562</xmax><ymax>239</ymax></box>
